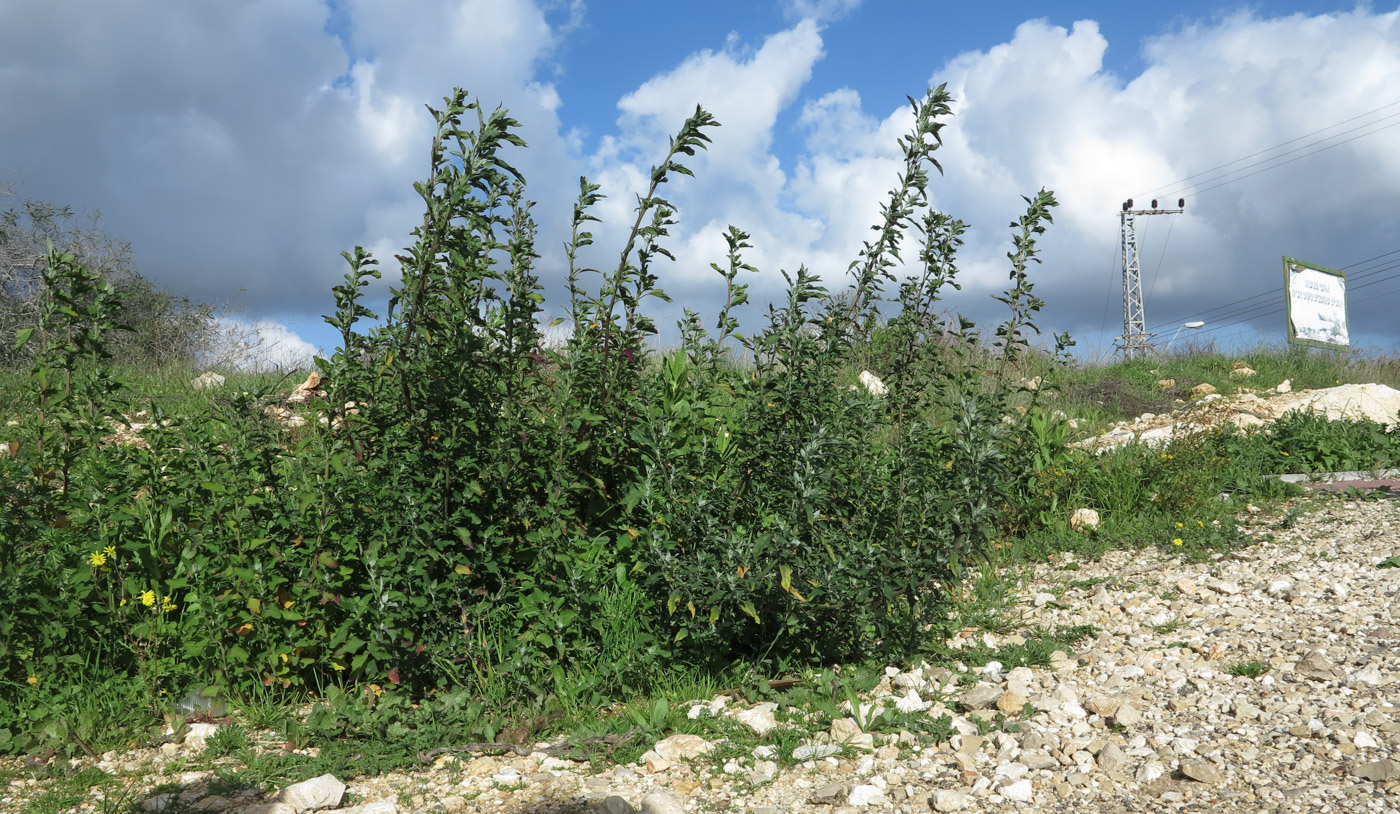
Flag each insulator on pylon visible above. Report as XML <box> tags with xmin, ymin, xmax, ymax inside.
<box><xmin>1151</xmin><ymin>199</ymin><xmax>1158</xmax><ymax>209</ymax></box>
<box><xmin>1178</xmin><ymin>198</ymin><xmax>1185</xmax><ymax>209</ymax></box>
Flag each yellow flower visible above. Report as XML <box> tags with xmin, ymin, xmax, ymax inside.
<box><xmin>1197</xmin><ymin>520</ymin><xmax>1205</xmax><ymax>527</ymax></box>
<box><xmin>140</xmin><ymin>590</ymin><xmax>156</xmax><ymax>607</ymax></box>
<box><xmin>1174</xmin><ymin>522</ymin><xmax>1184</xmax><ymax>529</ymax></box>
<box><xmin>120</xmin><ymin>598</ymin><xmax>128</xmax><ymax>607</ymax></box>
<box><xmin>104</xmin><ymin>545</ymin><xmax>116</xmax><ymax>559</ymax></box>
<box><xmin>1172</xmin><ymin>538</ymin><xmax>1184</xmax><ymax>546</ymax></box>
<box><xmin>88</xmin><ymin>552</ymin><xmax>107</xmax><ymax>567</ymax></box>
<box><xmin>161</xmin><ymin>596</ymin><xmax>177</xmax><ymax>613</ymax></box>
<box><xmin>27</xmin><ymin>675</ymin><xmax>38</xmax><ymax>685</ymax></box>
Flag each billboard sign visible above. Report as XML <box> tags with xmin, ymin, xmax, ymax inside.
<box><xmin>1283</xmin><ymin>257</ymin><xmax>1349</xmax><ymax>349</ymax></box>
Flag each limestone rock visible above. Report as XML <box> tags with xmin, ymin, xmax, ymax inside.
<box><xmin>1355</xmin><ymin>759</ymin><xmax>1400</xmax><ymax>782</ymax></box>
<box><xmin>191</xmin><ymin>371</ymin><xmax>225</xmax><ymax>391</ymax></box>
<box><xmin>1180</xmin><ymin>759</ymin><xmax>1223</xmax><ymax>784</ymax></box>
<box><xmin>182</xmin><ymin>722</ymin><xmax>221</xmax><ymax>751</ymax></box>
<box><xmin>858</xmin><ymin>370</ymin><xmax>887</xmax><ymax>396</ymax></box>
<box><xmin>1298</xmin><ymin>649</ymin><xmax>1338</xmax><ymax>679</ymax></box>
<box><xmin>1069</xmin><ymin>508</ymin><xmax>1100</xmax><ymax>533</ymax></box>
<box><xmin>1276</xmin><ymin>379</ymin><xmax>1292</xmax><ymax>393</ymax></box>
<box><xmin>1084</xmin><ymin>696</ymin><xmax>1121</xmax><ymax>717</ymax></box>
<box><xmin>651</xmin><ymin>733</ymin><xmax>713</xmax><ymax>761</ymax></box>
<box><xmin>996</xmin><ymin>690</ymin><xmax>1027</xmax><ymax>715</ymax></box>
<box><xmin>639</xmin><ymin>790</ymin><xmax>686</xmax><ymax>814</ymax></box>
<box><xmin>1000</xmin><ymin>778</ymin><xmax>1033</xmax><ymax>802</ymax></box>
<box><xmin>847</xmin><ymin>784</ymin><xmax>885</xmax><ymax>806</ymax></box>
<box><xmin>792</xmin><ymin>743</ymin><xmax>842</xmax><ymax>761</ymax></box>
<box><xmin>277</xmin><ymin>774</ymin><xmax>345</xmax><ymax>812</ymax></box>
<box><xmin>813</xmin><ymin>782</ymin><xmax>848</xmax><ymax>803</ymax></box>
<box><xmin>1096</xmin><ymin>742</ymin><xmax>1128</xmax><ymax>777</ymax></box>
<box><xmin>960</xmin><ymin>686</ymin><xmax>1001</xmax><ymax>711</ymax></box>
<box><xmin>1113</xmin><ymin>702</ymin><xmax>1143</xmax><ymax>727</ymax></box>
<box><xmin>1156</xmin><ymin>378</ymin><xmax>1175</xmax><ymax>389</ymax></box>
<box><xmin>734</xmin><ymin>703</ymin><xmax>778</xmax><ymax>735</ymax></box>
<box><xmin>1229</xmin><ymin>365</ymin><xmax>1257</xmax><ymax>379</ymax></box>
<box><xmin>932</xmin><ymin>789</ymin><xmax>972</xmax><ymax>811</ymax></box>
<box><xmin>1191</xmin><ymin>383</ymin><xmax>1216</xmax><ymax>397</ymax></box>
<box><xmin>597</xmin><ymin>796</ymin><xmax>637</xmax><ymax>814</ymax></box>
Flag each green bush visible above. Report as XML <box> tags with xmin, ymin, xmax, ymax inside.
<box><xmin>0</xmin><ymin>85</ymin><xmax>1068</xmax><ymax>752</ymax></box>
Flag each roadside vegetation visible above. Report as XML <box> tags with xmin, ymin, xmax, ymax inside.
<box><xmin>4</xmin><ymin>85</ymin><xmax>1400</xmax><ymax>809</ymax></box>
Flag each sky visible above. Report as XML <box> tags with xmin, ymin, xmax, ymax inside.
<box><xmin>3</xmin><ymin>1</ymin><xmax>1400</xmax><ymax>367</ymax></box>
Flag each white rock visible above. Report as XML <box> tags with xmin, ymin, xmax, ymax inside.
<box><xmin>895</xmin><ymin>690</ymin><xmax>927</xmax><ymax>713</ymax></box>
<box><xmin>1070</xmin><ymin>508</ymin><xmax>1100</xmax><ymax>532</ymax></box>
<box><xmin>847</xmin><ymin>784</ymin><xmax>886</xmax><ymax>806</ymax></box>
<box><xmin>1136</xmin><ymin>761</ymin><xmax>1166</xmax><ymax>783</ymax></box>
<box><xmin>1000</xmin><ymin>779</ymin><xmax>1033</xmax><ymax>803</ymax></box>
<box><xmin>277</xmin><ymin>774</ymin><xmax>344</xmax><ymax>812</ymax></box>
<box><xmin>1276</xmin><ymin>379</ymin><xmax>1292</xmax><ymax>393</ymax></box>
<box><xmin>191</xmin><ymin>371</ymin><xmax>226</xmax><ymax>391</ymax></box>
<box><xmin>651</xmin><ymin>733</ymin><xmax>713</xmax><ymax>761</ymax></box>
<box><xmin>792</xmin><ymin>743</ymin><xmax>842</xmax><ymax>761</ymax></box>
<box><xmin>932</xmin><ymin>789</ymin><xmax>972</xmax><ymax>811</ymax></box>
<box><xmin>640</xmin><ymin>789</ymin><xmax>687</xmax><ymax>814</ymax></box>
<box><xmin>1355</xmin><ymin>730</ymin><xmax>1382</xmax><ymax>750</ymax></box>
<box><xmin>183</xmin><ymin>723</ymin><xmax>221</xmax><ymax>751</ymax></box>
<box><xmin>858</xmin><ymin>370</ymin><xmax>888</xmax><ymax>396</ymax></box>
<box><xmin>734</xmin><ymin>703</ymin><xmax>778</xmax><ymax>735</ymax></box>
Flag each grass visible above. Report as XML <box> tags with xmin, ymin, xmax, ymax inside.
<box><xmin>1228</xmin><ymin>660</ymin><xmax>1271</xmax><ymax>678</ymax></box>
<box><xmin>4</xmin><ymin>342</ymin><xmax>1400</xmax><ymax>809</ymax></box>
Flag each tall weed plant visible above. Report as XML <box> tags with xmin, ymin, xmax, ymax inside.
<box><xmin>0</xmin><ymin>86</ymin><xmax>1068</xmax><ymax>751</ymax></box>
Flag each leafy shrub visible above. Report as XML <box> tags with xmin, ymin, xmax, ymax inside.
<box><xmin>0</xmin><ymin>85</ymin><xmax>1068</xmax><ymax>750</ymax></box>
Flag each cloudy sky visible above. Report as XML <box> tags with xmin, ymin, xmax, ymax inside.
<box><xmin>3</xmin><ymin>1</ymin><xmax>1400</xmax><ymax>365</ymax></box>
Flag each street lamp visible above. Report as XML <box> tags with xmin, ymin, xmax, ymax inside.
<box><xmin>1165</xmin><ymin>321</ymin><xmax>1205</xmax><ymax>353</ymax></box>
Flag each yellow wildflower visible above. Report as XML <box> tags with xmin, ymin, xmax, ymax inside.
<box><xmin>88</xmin><ymin>552</ymin><xmax>107</xmax><ymax>567</ymax></box>
<box><xmin>161</xmin><ymin>595</ymin><xmax>177</xmax><ymax>613</ymax></box>
<box><xmin>1174</xmin><ymin>522</ymin><xmax>1184</xmax><ymax>529</ymax></box>
<box><xmin>27</xmin><ymin>675</ymin><xmax>38</xmax><ymax>685</ymax></box>
<box><xmin>140</xmin><ymin>590</ymin><xmax>156</xmax><ymax>607</ymax></box>
<box><xmin>1172</xmin><ymin>538</ymin><xmax>1184</xmax><ymax>546</ymax></box>
<box><xmin>104</xmin><ymin>545</ymin><xmax>116</xmax><ymax>559</ymax></box>
<box><xmin>120</xmin><ymin>598</ymin><xmax>128</xmax><ymax>607</ymax></box>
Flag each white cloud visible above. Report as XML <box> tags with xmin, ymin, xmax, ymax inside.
<box><xmin>7</xmin><ymin>2</ymin><xmax>1400</xmax><ymax>357</ymax></box>
<box><xmin>208</xmin><ymin>318</ymin><xmax>320</xmax><ymax>372</ymax></box>
<box><xmin>780</xmin><ymin>0</ymin><xmax>863</xmax><ymax>24</ymax></box>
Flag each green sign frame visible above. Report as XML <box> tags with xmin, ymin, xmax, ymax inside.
<box><xmin>1283</xmin><ymin>256</ymin><xmax>1349</xmax><ymax>350</ymax></box>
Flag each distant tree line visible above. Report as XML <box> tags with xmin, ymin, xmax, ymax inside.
<box><xmin>0</xmin><ymin>193</ymin><xmax>215</xmax><ymax>369</ymax></box>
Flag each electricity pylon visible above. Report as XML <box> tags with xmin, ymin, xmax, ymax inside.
<box><xmin>1119</xmin><ymin>197</ymin><xmax>1186</xmax><ymax>359</ymax></box>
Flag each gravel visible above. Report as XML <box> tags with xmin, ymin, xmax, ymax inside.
<box><xmin>6</xmin><ymin>494</ymin><xmax>1400</xmax><ymax>814</ymax></box>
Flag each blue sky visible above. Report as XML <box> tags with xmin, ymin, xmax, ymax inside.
<box><xmin>2</xmin><ymin>1</ymin><xmax>1399</xmax><ymax>366</ymax></box>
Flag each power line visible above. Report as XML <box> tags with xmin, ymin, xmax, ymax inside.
<box><xmin>1187</xmin><ymin>118</ymin><xmax>1400</xmax><ymax>198</ymax></box>
<box><xmin>1134</xmin><ymin>98</ymin><xmax>1400</xmax><ymax>200</ymax></box>
<box><xmin>1146</xmin><ymin>247</ymin><xmax>1400</xmax><ymax>338</ymax></box>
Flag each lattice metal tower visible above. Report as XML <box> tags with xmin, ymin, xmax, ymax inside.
<box><xmin>1118</xmin><ymin>198</ymin><xmax>1186</xmax><ymax>359</ymax></box>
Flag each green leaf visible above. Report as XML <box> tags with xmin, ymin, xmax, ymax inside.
<box><xmin>14</xmin><ymin>328</ymin><xmax>33</xmax><ymax>351</ymax></box>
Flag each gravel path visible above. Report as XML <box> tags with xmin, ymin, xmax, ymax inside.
<box><xmin>7</xmin><ymin>493</ymin><xmax>1400</xmax><ymax>814</ymax></box>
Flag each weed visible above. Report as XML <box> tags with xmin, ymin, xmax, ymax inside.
<box><xmin>1228</xmin><ymin>661</ymin><xmax>1270</xmax><ymax>678</ymax></box>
